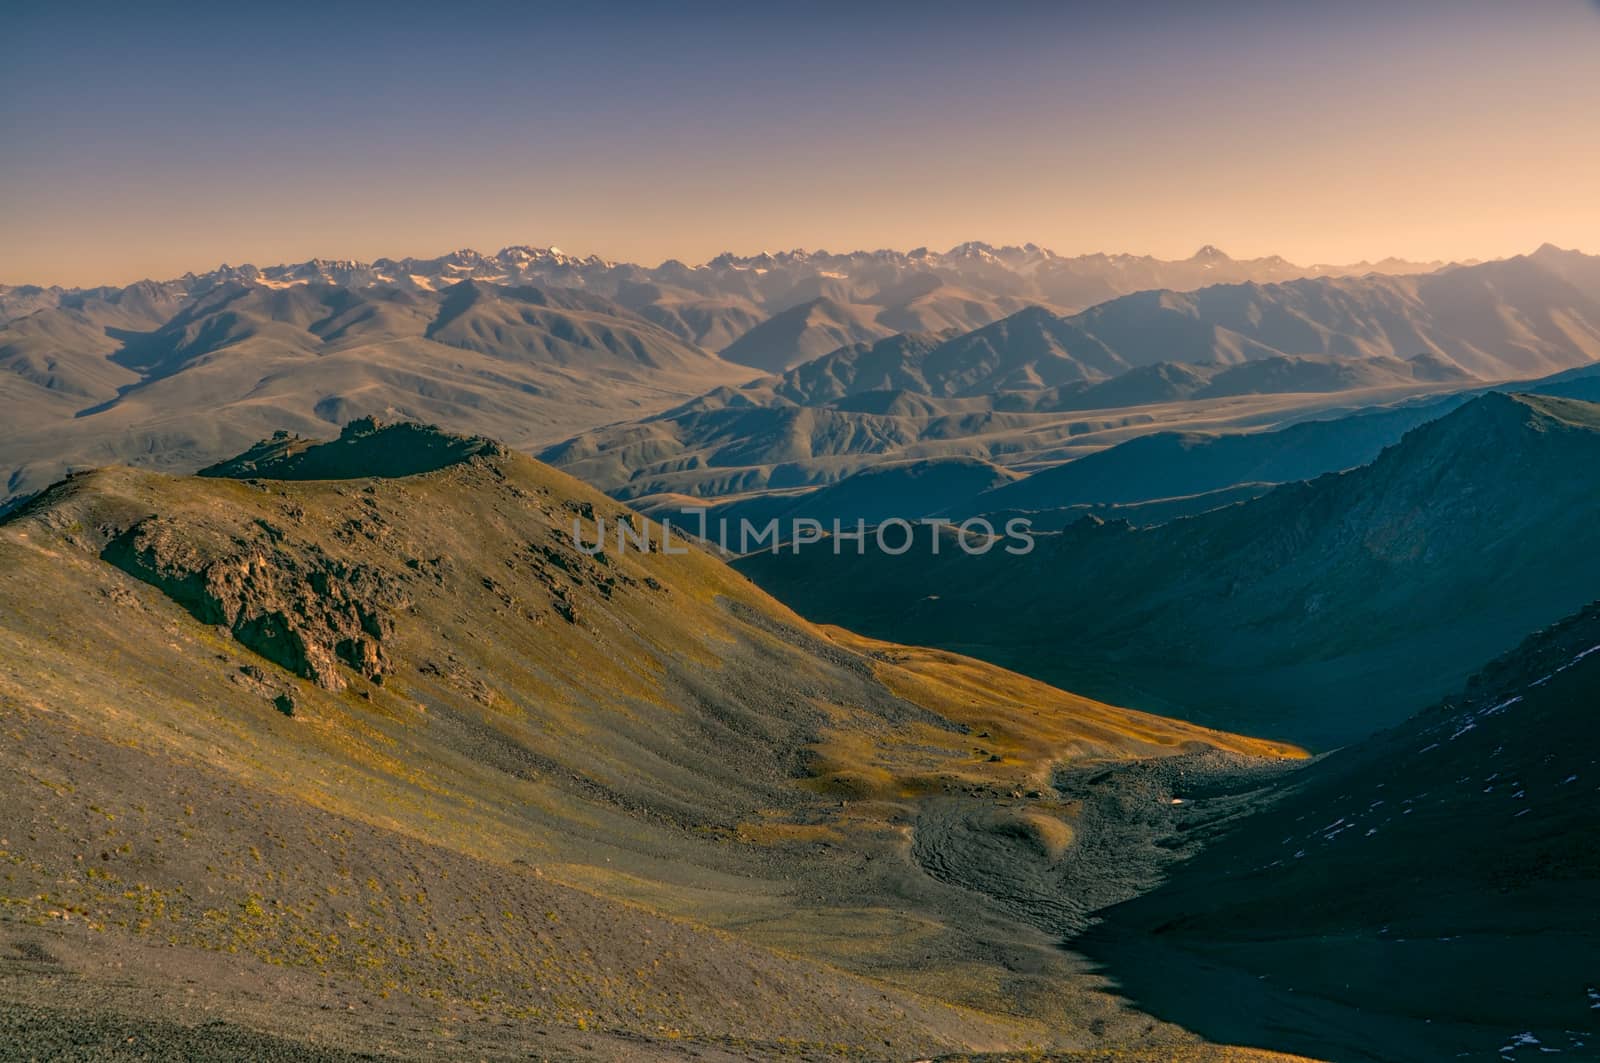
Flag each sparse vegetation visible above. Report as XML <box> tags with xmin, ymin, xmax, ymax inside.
<box><xmin>0</xmin><ymin>435</ymin><xmax>1296</xmax><ymax>1058</ymax></box>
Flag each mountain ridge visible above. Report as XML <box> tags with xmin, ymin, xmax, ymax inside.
<box><xmin>0</xmin><ymin>420</ymin><xmax>1306</xmax><ymax>1059</ymax></box>
<box><xmin>733</xmin><ymin>391</ymin><xmax>1600</xmax><ymax>748</ymax></box>
<box><xmin>1</xmin><ymin>240</ymin><xmax>1457</xmax><ymax>312</ymax></box>
<box><xmin>1078</xmin><ymin>596</ymin><xmax>1600</xmax><ymax>1061</ymax></box>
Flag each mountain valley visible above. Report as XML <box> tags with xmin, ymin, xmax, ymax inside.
<box><xmin>735</xmin><ymin>392</ymin><xmax>1600</xmax><ymax>748</ymax></box>
<box><xmin>4</xmin><ymin>244</ymin><xmax>1599</xmax><ymax>1063</ymax></box>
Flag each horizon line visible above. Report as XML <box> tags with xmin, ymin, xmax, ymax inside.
<box><xmin>10</xmin><ymin>239</ymin><xmax>1592</xmax><ymax>293</ymax></box>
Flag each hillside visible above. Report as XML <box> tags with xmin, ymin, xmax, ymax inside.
<box><xmin>1078</xmin><ymin>599</ymin><xmax>1600</xmax><ymax>1061</ymax></box>
<box><xmin>963</xmin><ymin>393</ymin><xmax>1470</xmax><ymax>512</ymax></box>
<box><xmin>0</xmin><ymin>280</ymin><xmax>752</xmax><ymax>507</ymax></box>
<box><xmin>716</xmin><ymin>296</ymin><xmax>894</xmax><ymax>372</ymax></box>
<box><xmin>735</xmin><ymin>393</ymin><xmax>1600</xmax><ymax>748</ymax></box>
<box><xmin>771</xmin><ymin>332</ymin><xmax>954</xmax><ymax>403</ymax></box>
<box><xmin>0</xmin><ymin>421</ymin><xmax>1305</xmax><ymax>1060</ymax></box>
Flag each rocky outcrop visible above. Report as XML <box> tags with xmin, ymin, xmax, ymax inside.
<box><xmin>103</xmin><ymin>516</ymin><xmax>402</xmax><ymax>691</ymax></box>
<box><xmin>198</xmin><ymin>419</ymin><xmax>507</xmax><ymax>481</ymax></box>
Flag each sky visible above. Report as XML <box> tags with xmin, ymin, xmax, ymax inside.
<box><xmin>4</xmin><ymin>0</ymin><xmax>1599</xmax><ymax>286</ymax></box>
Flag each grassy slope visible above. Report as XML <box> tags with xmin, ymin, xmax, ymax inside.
<box><xmin>0</xmin><ymin>442</ymin><xmax>1303</xmax><ymax>1060</ymax></box>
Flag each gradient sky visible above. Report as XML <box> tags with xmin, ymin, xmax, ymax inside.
<box><xmin>4</xmin><ymin>0</ymin><xmax>1598</xmax><ymax>286</ymax></box>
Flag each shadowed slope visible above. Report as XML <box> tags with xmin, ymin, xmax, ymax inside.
<box><xmin>962</xmin><ymin>393</ymin><xmax>1470</xmax><ymax>512</ymax></box>
<box><xmin>1079</xmin><ymin>600</ymin><xmax>1600</xmax><ymax>1062</ymax></box>
<box><xmin>736</xmin><ymin>393</ymin><xmax>1600</xmax><ymax>748</ymax></box>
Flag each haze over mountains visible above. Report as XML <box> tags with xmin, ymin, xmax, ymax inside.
<box><xmin>544</xmin><ymin>245</ymin><xmax>1600</xmax><ymax>513</ymax></box>
<box><xmin>0</xmin><ymin>240</ymin><xmax>1448</xmax><ymax>348</ymax></box>
<box><xmin>7</xmin><ymin>240</ymin><xmax>1595</xmax><ymax>516</ymax></box>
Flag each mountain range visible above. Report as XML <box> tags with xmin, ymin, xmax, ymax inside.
<box><xmin>6</xmin><ymin>238</ymin><xmax>1600</xmax><ymax>1062</ymax></box>
<box><xmin>7</xmin><ymin>242</ymin><xmax>1594</xmax><ymax>517</ymax></box>
<box><xmin>0</xmin><ymin>240</ymin><xmax>1448</xmax><ymax>343</ymax></box>
<box><xmin>734</xmin><ymin>392</ymin><xmax>1600</xmax><ymax>748</ymax></box>
<box><xmin>0</xmin><ymin>278</ymin><xmax>753</xmax><ymax>504</ymax></box>
<box><xmin>0</xmin><ymin>241</ymin><xmax>1455</xmax><ymax>393</ymax></box>
<box><xmin>543</xmin><ymin>246</ymin><xmax>1600</xmax><ymax>512</ymax></box>
<box><xmin>709</xmin><ymin>242</ymin><xmax>1596</xmax><ymax>395</ymax></box>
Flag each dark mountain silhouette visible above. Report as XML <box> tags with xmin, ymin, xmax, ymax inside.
<box><xmin>1080</xmin><ymin>599</ymin><xmax>1600</xmax><ymax>1061</ymax></box>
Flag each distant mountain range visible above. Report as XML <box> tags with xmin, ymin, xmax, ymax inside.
<box><xmin>545</xmin><ymin>246</ymin><xmax>1600</xmax><ymax>509</ymax></box>
<box><xmin>2</xmin><ymin>240</ymin><xmax>1455</xmax><ymax>378</ymax></box>
<box><xmin>0</xmin><ymin>278</ymin><xmax>752</xmax><ymax>503</ymax></box>
<box><xmin>776</xmin><ymin>244</ymin><xmax>1600</xmax><ymax>396</ymax></box>
<box><xmin>0</xmin><ymin>239</ymin><xmax>1450</xmax><ymax>327</ymax></box>
<box><xmin>5</xmin><ymin>242</ymin><xmax>1595</xmax><ymax>517</ymax></box>
<box><xmin>734</xmin><ymin>392</ymin><xmax>1600</xmax><ymax>749</ymax></box>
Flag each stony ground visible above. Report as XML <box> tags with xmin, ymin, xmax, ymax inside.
<box><xmin>0</xmin><ymin>431</ymin><xmax>1311</xmax><ymax>1061</ymax></box>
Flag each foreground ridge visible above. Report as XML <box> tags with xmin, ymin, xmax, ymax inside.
<box><xmin>0</xmin><ymin>423</ymin><xmax>1303</xmax><ymax>1060</ymax></box>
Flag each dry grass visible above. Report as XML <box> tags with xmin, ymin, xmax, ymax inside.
<box><xmin>0</xmin><ymin>449</ymin><xmax>1318</xmax><ymax>1060</ymax></box>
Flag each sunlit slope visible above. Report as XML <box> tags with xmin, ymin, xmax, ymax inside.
<box><xmin>0</xmin><ymin>423</ymin><xmax>1304</xmax><ymax>1060</ymax></box>
<box><xmin>0</xmin><ymin>279</ymin><xmax>755</xmax><ymax>506</ymax></box>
